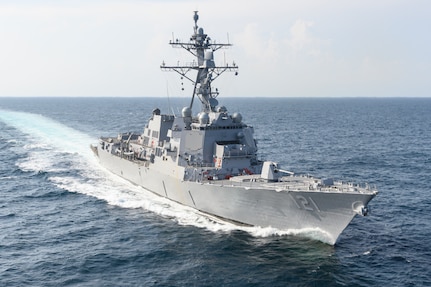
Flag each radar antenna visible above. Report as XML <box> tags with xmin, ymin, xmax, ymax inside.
<box><xmin>160</xmin><ymin>11</ymin><xmax>238</xmax><ymax>112</ymax></box>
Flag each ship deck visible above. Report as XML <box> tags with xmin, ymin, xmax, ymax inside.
<box><xmin>203</xmin><ymin>175</ymin><xmax>377</xmax><ymax>195</ymax></box>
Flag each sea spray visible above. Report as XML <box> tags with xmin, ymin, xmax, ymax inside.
<box><xmin>0</xmin><ymin>109</ymin><xmax>333</xmax><ymax>243</ymax></box>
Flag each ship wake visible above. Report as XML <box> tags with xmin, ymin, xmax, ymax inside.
<box><xmin>0</xmin><ymin>109</ymin><xmax>333</xmax><ymax>244</ymax></box>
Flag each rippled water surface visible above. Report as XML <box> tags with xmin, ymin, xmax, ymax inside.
<box><xmin>1</xmin><ymin>97</ymin><xmax>430</xmax><ymax>286</ymax></box>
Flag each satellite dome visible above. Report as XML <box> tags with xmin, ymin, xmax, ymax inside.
<box><xmin>232</xmin><ymin>112</ymin><xmax>242</xmax><ymax>123</ymax></box>
<box><xmin>198</xmin><ymin>112</ymin><xmax>209</xmax><ymax>125</ymax></box>
<box><xmin>182</xmin><ymin>107</ymin><xmax>192</xmax><ymax>117</ymax></box>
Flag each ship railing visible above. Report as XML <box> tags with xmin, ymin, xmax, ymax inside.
<box><xmin>203</xmin><ymin>177</ymin><xmax>377</xmax><ymax>193</ymax></box>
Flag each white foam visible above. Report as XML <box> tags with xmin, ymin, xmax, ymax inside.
<box><xmin>0</xmin><ymin>110</ymin><xmax>95</xmax><ymax>158</ymax></box>
<box><xmin>17</xmin><ymin>151</ymin><xmax>56</xmax><ymax>172</ymax></box>
<box><xmin>0</xmin><ymin>109</ymin><xmax>333</xmax><ymax>244</ymax></box>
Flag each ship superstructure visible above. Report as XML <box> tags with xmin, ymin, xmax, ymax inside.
<box><xmin>92</xmin><ymin>12</ymin><xmax>377</xmax><ymax>245</ymax></box>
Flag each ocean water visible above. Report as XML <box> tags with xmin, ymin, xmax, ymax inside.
<box><xmin>0</xmin><ymin>97</ymin><xmax>430</xmax><ymax>286</ymax></box>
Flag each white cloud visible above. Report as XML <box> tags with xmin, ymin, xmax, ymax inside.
<box><xmin>235</xmin><ymin>23</ymin><xmax>279</xmax><ymax>63</ymax></box>
<box><xmin>0</xmin><ymin>0</ymin><xmax>429</xmax><ymax>97</ymax></box>
<box><xmin>288</xmin><ymin>20</ymin><xmax>315</xmax><ymax>52</ymax></box>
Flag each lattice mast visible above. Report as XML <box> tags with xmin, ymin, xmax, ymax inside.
<box><xmin>161</xmin><ymin>11</ymin><xmax>238</xmax><ymax>113</ymax></box>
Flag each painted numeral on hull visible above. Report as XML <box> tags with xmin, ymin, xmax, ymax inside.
<box><xmin>291</xmin><ymin>195</ymin><xmax>321</xmax><ymax>213</ymax></box>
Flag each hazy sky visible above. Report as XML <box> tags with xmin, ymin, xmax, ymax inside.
<box><xmin>0</xmin><ymin>0</ymin><xmax>429</xmax><ymax>97</ymax></box>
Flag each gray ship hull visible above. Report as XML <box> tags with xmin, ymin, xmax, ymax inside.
<box><xmin>92</xmin><ymin>12</ymin><xmax>377</xmax><ymax>245</ymax></box>
<box><xmin>96</xmin><ymin>146</ymin><xmax>374</xmax><ymax>245</ymax></box>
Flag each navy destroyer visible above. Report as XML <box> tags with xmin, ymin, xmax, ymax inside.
<box><xmin>91</xmin><ymin>12</ymin><xmax>377</xmax><ymax>244</ymax></box>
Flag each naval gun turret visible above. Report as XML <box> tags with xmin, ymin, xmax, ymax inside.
<box><xmin>93</xmin><ymin>12</ymin><xmax>378</xmax><ymax>245</ymax></box>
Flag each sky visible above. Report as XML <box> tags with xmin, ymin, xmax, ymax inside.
<box><xmin>0</xmin><ymin>0</ymin><xmax>429</xmax><ymax>97</ymax></box>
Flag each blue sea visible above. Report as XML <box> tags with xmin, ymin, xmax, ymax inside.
<box><xmin>0</xmin><ymin>97</ymin><xmax>430</xmax><ymax>286</ymax></box>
